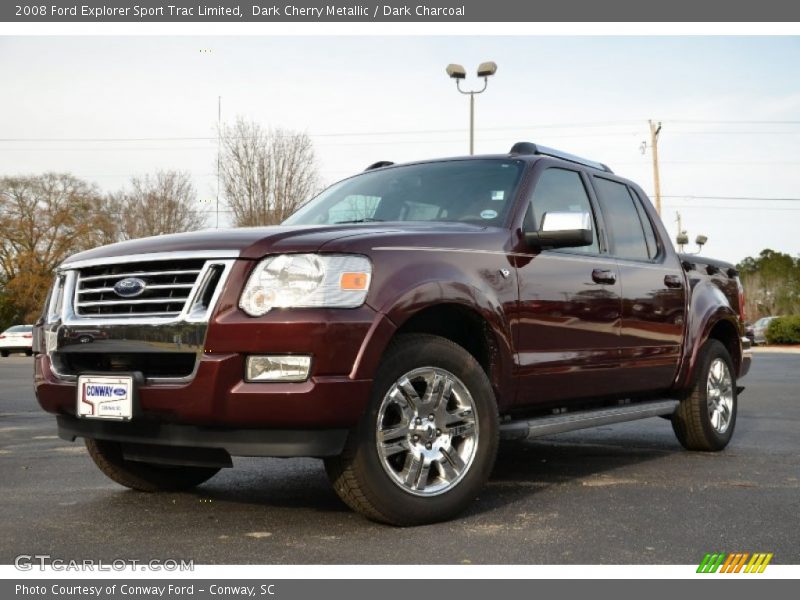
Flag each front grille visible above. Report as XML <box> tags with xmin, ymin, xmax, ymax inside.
<box><xmin>55</xmin><ymin>352</ymin><xmax>197</xmax><ymax>379</ymax></box>
<box><xmin>74</xmin><ymin>259</ymin><xmax>207</xmax><ymax>317</ymax></box>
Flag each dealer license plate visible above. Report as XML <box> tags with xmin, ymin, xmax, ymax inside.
<box><xmin>76</xmin><ymin>375</ymin><xmax>133</xmax><ymax>420</ymax></box>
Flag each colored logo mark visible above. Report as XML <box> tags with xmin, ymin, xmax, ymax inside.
<box><xmin>697</xmin><ymin>552</ymin><xmax>773</xmax><ymax>573</ymax></box>
<box><xmin>113</xmin><ymin>277</ymin><xmax>147</xmax><ymax>298</ymax></box>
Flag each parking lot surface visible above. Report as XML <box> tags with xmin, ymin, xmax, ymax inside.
<box><xmin>1</xmin><ymin>353</ymin><xmax>797</xmax><ymax>564</ymax></box>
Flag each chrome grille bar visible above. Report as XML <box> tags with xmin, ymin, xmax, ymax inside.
<box><xmin>76</xmin><ymin>298</ymin><xmax>191</xmax><ymax>306</ymax></box>
<box><xmin>78</xmin><ymin>269</ymin><xmax>201</xmax><ymax>283</ymax></box>
<box><xmin>77</xmin><ymin>284</ymin><xmax>195</xmax><ymax>294</ymax></box>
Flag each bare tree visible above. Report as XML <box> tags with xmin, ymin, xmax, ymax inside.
<box><xmin>0</xmin><ymin>173</ymin><xmax>118</xmax><ymax>321</ymax></box>
<box><xmin>218</xmin><ymin>118</ymin><xmax>321</xmax><ymax>226</ymax></box>
<box><xmin>113</xmin><ymin>170</ymin><xmax>206</xmax><ymax>239</ymax></box>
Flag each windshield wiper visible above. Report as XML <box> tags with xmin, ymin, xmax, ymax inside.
<box><xmin>334</xmin><ymin>218</ymin><xmax>385</xmax><ymax>224</ymax></box>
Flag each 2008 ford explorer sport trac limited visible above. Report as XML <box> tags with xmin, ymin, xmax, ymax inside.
<box><xmin>34</xmin><ymin>142</ymin><xmax>752</xmax><ymax>525</ymax></box>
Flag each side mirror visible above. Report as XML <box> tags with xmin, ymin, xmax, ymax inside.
<box><xmin>525</xmin><ymin>211</ymin><xmax>593</xmax><ymax>249</ymax></box>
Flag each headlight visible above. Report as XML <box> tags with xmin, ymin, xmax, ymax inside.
<box><xmin>239</xmin><ymin>254</ymin><xmax>372</xmax><ymax>316</ymax></box>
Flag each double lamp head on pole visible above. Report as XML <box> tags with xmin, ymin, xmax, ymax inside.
<box><xmin>445</xmin><ymin>61</ymin><xmax>498</xmax><ymax>155</ymax></box>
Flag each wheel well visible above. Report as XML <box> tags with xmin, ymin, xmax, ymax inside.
<box><xmin>708</xmin><ymin>319</ymin><xmax>741</xmax><ymax>372</ymax></box>
<box><xmin>394</xmin><ymin>304</ymin><xmax>497</xmax><ymax>379</ymax></box>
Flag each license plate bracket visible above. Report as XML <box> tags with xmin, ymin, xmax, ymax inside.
<box><xmin>76</xmin><ymin>374</ymin><xmax>136</xmax><ymax>421</ymax></box>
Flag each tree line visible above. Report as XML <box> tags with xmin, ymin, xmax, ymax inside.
<box><xmin>0</xmin><ymin>118</ymin><xmax>320</xmax><ymax>327</ymax></box>
<box><xmin>737</xmin><ymin>249</ymin><xmax>800</xmax><ymax>321</ymax></box>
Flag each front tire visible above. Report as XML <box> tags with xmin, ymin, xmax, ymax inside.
<box><xmin>325</xmin><ymin>334</ymin><xmax>499</xmax><ymax>526</ymax></box>
<box><xmin>85</xmin><ymin>438</ymin><xmax>220</xmax><ymax>492</ymax></box>
<box><xmin>672</xmin><ymin>340</ymin><xmax>738</xmax><ymax>451</ymax></box>
<box><xmin>0</xmin><ymin>351</ymin><xmax>8</xmax><ymax>357</ymax></box>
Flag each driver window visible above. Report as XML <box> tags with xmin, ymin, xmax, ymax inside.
<box><xmin>526</xmin><ymin>168</ymin><xmax>599</xmax><ymax>254</ymax></box>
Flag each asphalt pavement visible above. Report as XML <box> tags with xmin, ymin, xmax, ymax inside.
<box><xmin>1</xmin><ymin>353</ymin><xmax>797</xmax><ymax>564</ymax></box>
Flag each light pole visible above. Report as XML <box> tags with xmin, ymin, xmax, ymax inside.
<box><xmin>445</xmin><ymin>61</ymin><xmax>497</xmax><ymax>155</ymax></box>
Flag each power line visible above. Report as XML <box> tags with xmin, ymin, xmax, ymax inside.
<box><xmin>0</xmin><ymin>147</ymin><xmax>217</xmax><ymax>152</ymax></box>
<box><xmin>617</xmin><ymin>160</ymin><xmax>800</xmax><ymax>166</ymax></box>
<box><xmin>0</xmin><ymin>121</ymin><xmax>641</xmax><ymax>143</ymax></box>
<box><xmin>2</xmin><ymin>118</ymin><xmax>799</xmax><ymax>144</ymax></box>
<box><xmin>660</xmin><ymin>130</ymin><xmax>800</xmax><ymax>135</ymax></box>
<box><xmin>665</xmin><ymin>204</ymin><xmax>800</xmax><ymax>212</ymax></box>
<box><xmin>661</xmin><ymin>195</ymin><xmax>800</xmax><ymax>202</ymax></box>
<box><xmin>662</xmin><ymin>119</ymin><xmax>800</xmax><ymax>125</ymax></box>
<box><xmin>0</xmin><ymin>132</ymin><xmax>645</xmax><ymax>151</ymax></box>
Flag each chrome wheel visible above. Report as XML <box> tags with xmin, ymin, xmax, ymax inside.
<box><xmin>375</xmin><ymin>367</ymin><xmax>479</xmax><ymax>497</ymax></box>
<box><xmin>707</xmin><ymin>358</ymin><xmax>734</xmax><ymax>434</ymax></box>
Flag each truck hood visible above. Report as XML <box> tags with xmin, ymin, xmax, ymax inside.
<box><xmin>60</xmin><ymin>223</ymin><xmax>488</xmax><ymax>267</ymax></box>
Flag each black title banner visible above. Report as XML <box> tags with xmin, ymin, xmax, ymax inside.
<box><xmin>4</xmin><ymin>0</ymin><xmax>800</xmax><ymax>22</ymax></box>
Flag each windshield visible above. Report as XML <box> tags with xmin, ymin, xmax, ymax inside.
<box><xmin>284</xmin><ymin>159</ymin><xmax>525</xmax><ymax>226</ymax></box>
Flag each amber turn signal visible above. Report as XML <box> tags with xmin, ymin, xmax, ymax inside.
<box><xmin>340</xmin><ymin>272</ymin><xmax>369</xmax><ymax>291</ymax></box>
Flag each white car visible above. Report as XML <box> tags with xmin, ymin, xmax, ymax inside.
<box><xmin>0</xmin><ymin>324</ymin><xmax>34</xmax><ymax>357</ymax></box>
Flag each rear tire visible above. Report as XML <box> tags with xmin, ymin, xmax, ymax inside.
<box><xmin>25</xmin><ymin>349</ymin><xmax>32</xmax><ymax>356</ymax></box>
<box><xmin>0</xmin><ymin>351</ymin><xmax>8</xmax><ymax>358</ymax></box>
<box><xmin>325</xmin><ymin>334</ymin><xmax>499</xmax><ymax>526</ymax></box>
<box><xmin>85</xmin><ymin>438</ymin><xmax>220</xmax><ymax>492</ymax></box>
<box><xmin>672</xmin><ymin>340</ymin><xmax>737</xmax><ymax>451</ymax></box>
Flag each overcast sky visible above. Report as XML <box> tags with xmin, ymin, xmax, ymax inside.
<box><xmin>1</xmin><ymin>36</ymin><xmax>799</xmax><ymax>264</ymax></box>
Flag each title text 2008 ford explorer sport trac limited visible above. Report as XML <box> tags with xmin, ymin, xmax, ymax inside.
<box><xmin>35</xmin><ymin>142</ymin><xmax>752</xmax><ymax>525</ymax></box>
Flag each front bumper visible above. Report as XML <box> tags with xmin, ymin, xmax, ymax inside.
<box><xmin>35</xmin><ymin>352</ymin><xmax>373</xmax><ymax>429</ymax></box>
<box><xmin>56</xmin><ymin>415</ymin><xmax>348</xmax><ymax>458</ymax></box>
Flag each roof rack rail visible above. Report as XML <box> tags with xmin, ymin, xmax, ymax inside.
<box><xmin>509</xmin><ymin>142</ymin><xmax>613</xmax><ymax>173</ymax></box>
<box><xmin>365</xmin><ymin>161</ymin><xmax>394</xmax><ymax>171</ymax></box>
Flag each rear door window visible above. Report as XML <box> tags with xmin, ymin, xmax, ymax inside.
<box><xmin>593</xmin><ymin>177</ymin><xmax>651</xmax><ymax>261</ymax></box>
<box><xmin>631</xmin><ymin>191</ymin><xmax>659</xmax><ymax>259</ymax></box>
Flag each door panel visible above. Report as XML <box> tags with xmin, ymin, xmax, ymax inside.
<box><xmin>514</xmin><ymin>251</ymin><xmax>622</xmax><ymax>406</ymax></box>
<box><xmin>616</xmin><ymin>260</ymin><xmax>686</xmax><ymax>393</ymax></box>
<box><xmin>590</xmin><ymin>176</ymin><xmax>687</xmax><ymax>394</ymax></box>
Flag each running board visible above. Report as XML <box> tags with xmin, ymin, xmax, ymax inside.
<box><xmin>500</xmin><ymin>400</ymin><xmax>680</xmax><ymax>441</ymax></box>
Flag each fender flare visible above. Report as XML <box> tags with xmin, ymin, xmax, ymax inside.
<box><xmin>675</xmin><ymin>301</ymin><xmax>741</xmax><ymax>391</ymax></box>
<box><xmin>350</xmin><ymin>281</ymin><xmax>516</xmax><ymax>409</ymax></box>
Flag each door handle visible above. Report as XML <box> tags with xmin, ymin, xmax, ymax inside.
<box><xmin>664</xmin><ymin>274</ymin><xmax>683</xmax><ymax>289</ymax></box>
<box><xmin>592</xmin><ymin>269</ymin><xmax>617</xmax><ymax>284</ymax></box>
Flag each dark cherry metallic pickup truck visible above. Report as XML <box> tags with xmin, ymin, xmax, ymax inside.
<box><xmin>35</xmin><ymin>142</ymin><xmax>751</xmax><ymax>525</ymax></box>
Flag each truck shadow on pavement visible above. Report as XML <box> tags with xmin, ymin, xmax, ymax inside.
<box><xmin>176</xmin><ymin>427</ymin><xmax>683</xmax><ymax>521</ymax></box>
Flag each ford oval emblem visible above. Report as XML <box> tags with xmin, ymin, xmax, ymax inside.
<box><xmin>113</xmin><ymin>277</ymin><xmax>146</xmax><ymax>298</ymax></box>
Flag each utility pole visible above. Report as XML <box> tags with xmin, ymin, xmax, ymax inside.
<box><xmin>649</xmin><ymin>120</ymin><xmax>663</xmax><ymax>215</ymax></box>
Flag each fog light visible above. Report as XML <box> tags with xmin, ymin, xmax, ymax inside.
<box><xmin>246</xmin><ymin>355</ymin><xmax>311</xmax><ymax>382</ymax></box>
